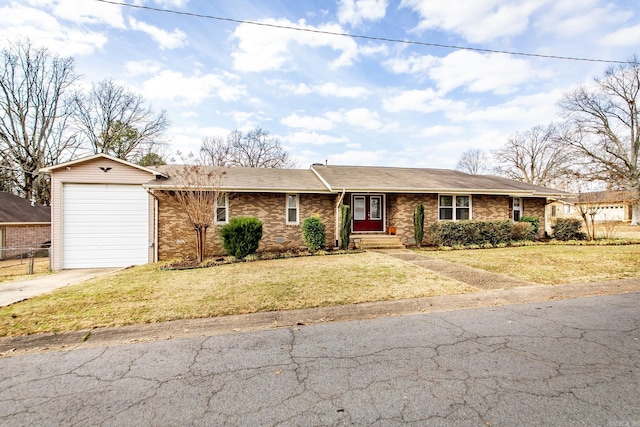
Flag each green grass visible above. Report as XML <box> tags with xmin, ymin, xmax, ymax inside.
<box><xmin>0</xmin><ymin>252</ymin><xmax>474</xmax><ymax>337</ymax></box>
<box><xmin>419</xmin><ymin>244</ymin><xmax>640</xmax><ymax>285</ymax></box>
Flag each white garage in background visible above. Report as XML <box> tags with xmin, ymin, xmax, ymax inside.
<box><xmin>41</xmin><ymin>154</ymin><xmax>164</xmax><ymax>270</ymax></box>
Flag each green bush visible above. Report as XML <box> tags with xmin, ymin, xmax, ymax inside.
<box><xmin>552</xmin><ymin>218</ymin><xmax>586</xmax><ymax>241</ymax></box>
<box><xmin>302</xmin><ymin>216</ymin><xmax>326</xmax><ymax>252</ymax></box>
<box><xmin>519</xmin><ymin>215</ymin><xmax>540</xmax><ymax>239</ymax></box>
<box><xmin>511</xmin><ymin>221</ymin><xmax>534</xmax><ymax>241</ymax></box>
<box><xmin>339</xmin><ymin>205</ymin><xmax>352</xmax><ymax>250</ymax></box>
<box><xmin>413</xmin><ymin>204</ymin><xmax>425</xmax><ymax>247</ymax></box>
<box><xmin>428</xmin><ymin>220</ymin><xmax>514</xmax><ymax>247</ymax></box>
<box><xmin>220</xmin><ymin>216</ymin><xmax>263</xmax><ymax>258</ymax></box>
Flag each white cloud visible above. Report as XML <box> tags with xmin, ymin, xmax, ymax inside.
<box><xmin>600</xmin><ymin>24</ymin><xmax>640</xmax><ymax>47</ymax></box>
<box><xmin>430</xmin><ymin>51</ymin><xmax>552</xmax><ymax>95</ymax></box>
<box><xmin>167</xmin><ymin>124</ymin><xmax>230</xmax><ymax>159</ymax></box>
<box><xmin>419</xmin><ymin>125</ymin><xmax>464</xmax><ymax>138</ymax></box>
<box><xmin>386</xmin><ymin>51</ymin><xmax>551</xmax><ymax>95</ymax></box>
<box><xmin>337</xmin><ymin>0</ymin><xmax>388</xmax><ymax>27</ymax></box>
<box><xmin>153</xmin><ymin>0</ymin><xmax>189</xmax><ymax>7</ymax></box>
<box><xmin>282</xmin><ymin>131</ymin><xmax>350</xmax><ymax>145</ymax></box>
<box><xmin>400</xmin><ymin>0</ymin><xmax>545</xmax><ymax>43</ymax></box>
<box><xmin>383</xmin><ymin>88</ymin><xmax>466</xmax><ymax>114</ymax></box>
<box><xmin>384</xmin><ymin>55</ymin><xmax>437</xmax><ymax>74</ymax></box>
<box><xmin>281</xmin><ymin>113</ymin><xmax>334</xmax><ymax>131</ymax></box>
<box><xmin>231</xmin><ymin>18</ymin><xmax>359</xmax><ymax>72</ymax></box>
<box><xmin>537</xmin><ymin>0</ymin><xmax>632</xmax><ymax>38</ymax></box>
<box><xmin>125</xmin><ymin>60</ymin><xmax>163</xmax><ymax>76</ymax></box>
<box><xmin>142</xmin><ymin>70</ymin><xmax>247</xmax><ymax>105</ymax></box>
<box><xmin>288</xmin><ymin>82</ymin><xmax>370</xmax><ymax>98</ymax></box>
<box><xmin>52</xmin><ymin>0</ymin><xmax>127</xmax><ymax>29</ymax></box>
<box><xmin>0</xmin><ymin>4</ymin><xmax>108</xmax><ymax>56</ymax></box>
<box><xmin>455</xmin><ymin>90</ymin><xmax>564</xmax><ymax>124</ymax></box>
<box><xmin>128</xmin><ymin>18</ymin><xmax>187</xmax><ymax>50</ymax></box>
<box><xmin>326</xmin><ymin>108</ymin><xmax>383</xmax><ymax>130</ymax></box>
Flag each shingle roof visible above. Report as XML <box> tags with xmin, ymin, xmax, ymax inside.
<box><xmin>310</xmin><ymin>165</ymin><xmax>565</xmax><ymax>197</ymax></box>
<box><xmin>145</xmin><ymin>165</ymin><xmax>330</xmax><ymax>193</ymax></box>
<box><xmin>0</xmin><ymin>192</ymin><xmax>51</xmax><ymax>224</ymax></box>
<box><xmin>143</xmin><ymin>163</ymin><xmax>566</xmax><ymax>197</ymax></box>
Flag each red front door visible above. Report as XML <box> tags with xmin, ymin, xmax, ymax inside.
<box><xmin>353</xmin><ymin>195</ymin><xmax>384</xmax><ymax>232</ymax></box>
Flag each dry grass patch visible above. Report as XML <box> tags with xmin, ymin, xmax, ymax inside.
<box><xmin>420</xmin><ymin>245</ymin><xmax>640</xmax><ymax>285</ymax></box>
<box><xmin>0</xmin><ymin>252</ymin><xmax>475</xmax><ymax>337</ymax></box>
<box><xmin>0</xmin><ymin>258</ymin><xmax>51</xmax><ymax>284</ymax></box>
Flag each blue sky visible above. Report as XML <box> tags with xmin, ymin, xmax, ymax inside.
<box><xmin>1</xmin><ymin>0</ymin><xmax>639</xmax><ymax>169</ymax></box>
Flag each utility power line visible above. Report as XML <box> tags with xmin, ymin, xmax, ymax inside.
<box><xmin>93</xmin><ymin>0</ymin><xmax>629</xmax><ymax>64</ymax></box>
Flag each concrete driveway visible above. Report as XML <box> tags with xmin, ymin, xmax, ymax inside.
<box><xmin>0</xmin><ymin>268</ymin><xmax>120</xmax><ymax>307</ymax></box>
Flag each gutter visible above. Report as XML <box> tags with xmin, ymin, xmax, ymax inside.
<box><xmin>144</xmin><ymin>188</ymin><xmax>160</xmax><ymax>263</ymax></box>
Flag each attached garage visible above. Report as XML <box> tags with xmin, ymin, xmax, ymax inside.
<box><xmin>41</xmin><ymin>154</ymin><xmax>163</xmax><ymax>270</ymax></box>
<box><xmin>62</xmin><ymin>184</ymin><xmax>150</xmax><ymax>268</ymax></box>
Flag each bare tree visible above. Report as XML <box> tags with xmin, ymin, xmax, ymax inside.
<box><xmin>169</xmin><ymin>153</ymin><xmax>226</xmax><ymax>263</ymax></box>
<box><xmin>455</xmin><ymin>149</ymin><xmax>491</xmax><ymax>174</ymax></box>
<box><xmin>200</xmin><ymin>135</ymin><xmax>233</xmax><ymax>166</ymax></box>
<box><xmin>0</xmin><ymin>39</ymin><xmax>79</xmax><ymax>204</ymax></box>
<box><xmin>200</xmin><ymin>128</ymin><xmax>296</xmax><ymax>168</ymax></box>
<box><xmin>73</xmin><ymin>79</ymin><xmax>169</xmax><ymax>162</ymax></box>
<box><xmin>559</xmin><ymin>57</ymin><xmax>640</xmax><ymax>225</ymax></box>
<box><xmin>492</xmin><ymin>124</ymin><xmax>574</xmax><ymax>187</ymax></box>
<box><xmin>574</xmin><ymin>191</ymin><xmax>604</xmax><ymax>241</ymax></box>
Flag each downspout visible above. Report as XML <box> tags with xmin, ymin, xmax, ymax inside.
<box><xmin>335</xmin><ymin>189</ymin><xmax>346</xmax><ymax>248</ymax></box>
<box><xmin>144</xmin><ymin>187</ymin><xmax>160</xmax><ymax>263</ymax></box>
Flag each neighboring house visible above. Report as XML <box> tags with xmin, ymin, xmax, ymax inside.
<box><xmin>0</xmin><ymin>192</ymin><xmax>51</xmax><ymax>260</ymax></box>
<box><xmin>546</xmin><ymin>190</ymin><xmax>633</xmax><ymax>232</ymax></box>
<box><xmin>42</xmin><ymin>154</ymin><xmax>565</xmax><ymax>270</ymax></box>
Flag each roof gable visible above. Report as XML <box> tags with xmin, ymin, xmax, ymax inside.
<box><xmin>0</xmin><ymin>192</ymin><xmax>51</xmax><ymax>224</ymax></box>
<box><xmin>40</xmin><ymin>153</ymin><xmax>165</xmax><ymax>177</ymax></box>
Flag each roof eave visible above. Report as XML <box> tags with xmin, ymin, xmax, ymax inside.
<box><xmin>144</xmin><ymin>184</ymin><xmax>333</xmax><ymax>194</ymax></box>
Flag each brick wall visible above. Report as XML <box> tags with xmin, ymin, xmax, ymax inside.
<box><xmin>383</xmin><ymin>194</ymin><xmax>547</xmax><ymax>244</ymax></box>
<box><xmin>523</xmin><ymin>197</ymin><xmax>547</xmax><ymax>237</ymax></box>
<box><xmin>3</xmin><ymin>225</ymin><xmax>50</xmax><ymax>248</ymax></box>
<box><xmin>1</xmin><ymin>225</ymin><xmax>51</xmax><ymax>259</ymax></box>
<box><xmin>156</xmin><ymin>191</ymin><xmax>337</xmax><ymax>260</ymax></box>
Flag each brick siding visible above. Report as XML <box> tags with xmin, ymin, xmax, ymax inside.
<box><xmin>0</xmin><ymin>225</ymin><xmax>51</xmax><ymax>259</ymax></box>
<box><xmin>156</xmin><ymin>191</ymin><xmax>337</xmax><ymax>260</ymax></box>
<box><xmin>383</xmin><ymin>194</ymin><xmax>547</xmax><ymax>245</ymax></box>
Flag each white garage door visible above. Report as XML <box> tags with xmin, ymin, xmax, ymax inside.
<box><xmin>63</xmin><ymin>184</ymin><xmax>149</xmax><ymax>268</ymax></box>
<box><xmin>595</xmin><ymin>206</ymin><xmax>625</xmax><ymax>221</ymax></box>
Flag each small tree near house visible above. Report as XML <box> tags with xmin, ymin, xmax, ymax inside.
<box><xmin>169</xmin><ymin>155</ymin><xmax>226</xmax><ymax>262</ymax></box>
<box><xmin>575</xmin><ymin>191</ymin><xmax>603</xmax><ymax>241</ymax></box>
<box><xmin>413</xmin><ymin>204</ymin><xmax>425</xmax><ymax>247</ymax></box>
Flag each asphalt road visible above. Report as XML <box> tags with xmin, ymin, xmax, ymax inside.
<box><xmin>1</xmin><ymin>293</ymin><xmax>639</xmax><ymax>426</ymax></box>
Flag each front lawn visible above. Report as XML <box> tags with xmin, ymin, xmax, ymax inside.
<box><xmin>0</xmin><ymin>252</ymin><xmax>474</xmax><ymax>337</ymax></box>
<box><xmin>419</xmin><ymin>244</ymin><xmax>640</xmax><ymax>285</ymax></box>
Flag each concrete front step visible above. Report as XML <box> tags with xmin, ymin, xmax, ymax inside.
<box><xmin>352</xmin><ymin>234</ymin><xmax>405</xmax><ymax>249</ymax></box>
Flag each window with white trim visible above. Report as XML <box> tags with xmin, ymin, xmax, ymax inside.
<box><xmin>512</xmin><ymin>197</ymin><xmax>522</xmax><ymax>222</ymax></box>
<box><xmin>286</xmin><ymin>194</ymin><xmax>299</xmax><ymax>225</ymax></box>
<box><xmin>439</xmin><ymin>195</ymin><xmax>471</xmax><ymax>221</ymax></box>
<box><xmin>215</xmin><ymin>194</ymin><xmax>228</xmax><ymax>224</ymax></box>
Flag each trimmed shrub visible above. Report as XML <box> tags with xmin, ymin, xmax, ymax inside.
<box><xmin>552</xmin><ymin>218</ymin><xmax>587</xmax><ymax>241</ymax></box>
<box><xmin>302</xmin><ymin>216</ymin><xmax>326</xmax><ymax>252</ymax></box>
<box><xmin>413</xmin><ymin>204</ymin><xmax>425</xmax><ymax>247</ymax></box>
<box><xmin>511</xmin><ymin>221</ymin><xmax>534</xmax><ymax>241</ymax></box>
<box><xmin>339</xmin><ymin>205</ymin><xmax>352</xmax><ymax>250</ymax></box>
<box><xmin>220</xmin><ymin>216</ymin><xmax>263</xmax><ymax>258</ymax></box>
<box><xmin>428</xmin><ymin>220</ymin><xmax>514</xmax><ymax>247</ymax></box>
<box><xmin>519</xmin><ymin>215</ymin><xmax>540</xmax><ymax>239</ymax></box>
